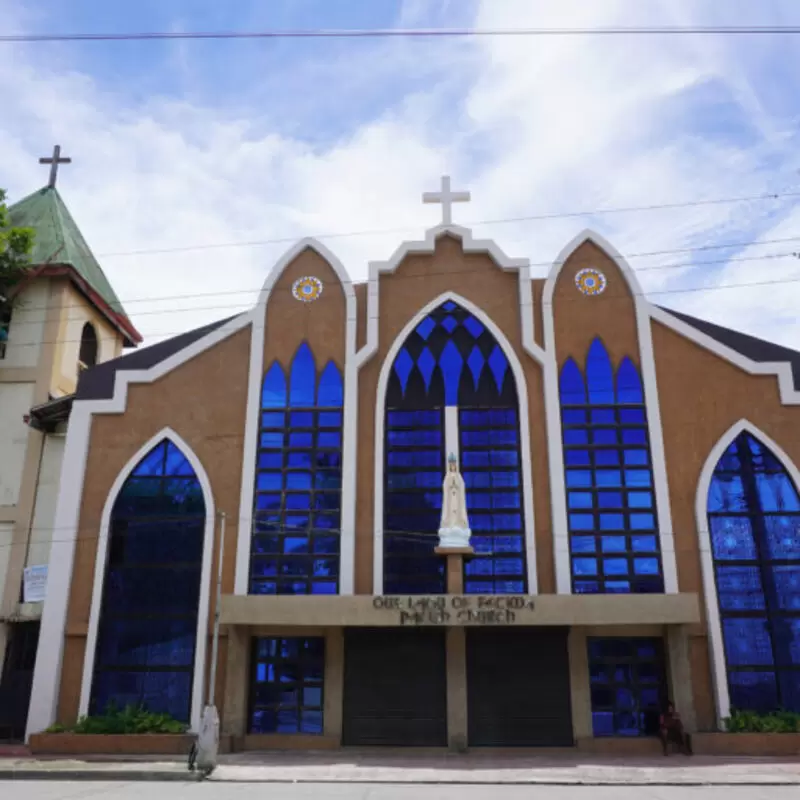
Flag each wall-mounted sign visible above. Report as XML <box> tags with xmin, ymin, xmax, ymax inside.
<box><xmin>23</xmin><ymin>564</ymin><xmax>48</xmax><ymax>603</ymax></box>
<box><xmin>372</xmin><ymin>595</ymin><xmax>536</xmax><ymax>626</ymax></box>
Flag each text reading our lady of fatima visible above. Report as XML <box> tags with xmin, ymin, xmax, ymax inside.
<box><xmin>372</xmin><ymin>595</ymin><xmax>536</xmax><ymax>625</ymax></box>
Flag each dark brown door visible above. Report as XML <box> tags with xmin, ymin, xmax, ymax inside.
<box><xmin>467</xmin><ymin>627</ymin><xmax>573</xmax><ymax>746</ymax></box>
<box><xmin>343</xmin><ymin>628</ymin><xmax>447</xmax><ymax>746</ymax></box>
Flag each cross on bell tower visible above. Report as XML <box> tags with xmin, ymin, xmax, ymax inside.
<box><xmin>422</xmin><ymin>175</ymin><xmax>471</xmax><ymax>226</ymax></box>
<box><xmin>39</xmin><ymin>145</ymin><xmax>72</xmax><ymax>189</ymax></box>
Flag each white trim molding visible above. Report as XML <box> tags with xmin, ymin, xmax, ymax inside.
<box><xmin>371</xmin><ymin>290</ymin><xmax>539</xmax><ymax>595</ymax></box>
<box><xmin>356</xmin><ymin>224</ymin><xmax>546</xmax><ymax>370</ymax></box>
<box><xmin>694</xmin><ymin>418</ymin><xmax>800</xmax><ymax>728</ymax></box>
<box><xmin>234</xmin><ymin>238</ymin><xmax>357</xmax><ymax>596</ymax></box>
<box><xmin>543</xmin><ymin>229</ymin><xmax>679</xmax><ymax>595</ymax></box>
<box><xmin>77</xmin><ymin>428</ymin><xmax>216</xmax><ymax>733</ymax></box>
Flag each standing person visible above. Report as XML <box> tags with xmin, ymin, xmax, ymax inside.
<box><xmin>659</xmin><ymin>701</ymin><xmax>692</xmax><ymax>755</ymax></box>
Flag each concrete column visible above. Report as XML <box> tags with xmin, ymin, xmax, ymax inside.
<box><xmin>568</xmin><ymin>626</ymin><xmax>592</xmax><ymax>740</ymax></box>
<box><xmin>445</xmin><ymin>627</ymin><xmax>468</xmax><ymax>751</ymax></box>
<box><xmin>221</xmin><ymin>625</ymin><xmax>249</xmax><ymax>740</ymax></box>
<box><xmin>667</xmin><ymin>624</ymin><xmax>697</xmax><ymax>732</ymax></box>
<box><xmin>323</xmin><ymin>628</ymin><xmax>344</xmax><ymax>742</ymax></box>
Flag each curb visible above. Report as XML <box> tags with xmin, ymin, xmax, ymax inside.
<box><xmin>0</xmin><ymin>769</ymin><xmax>206</xmax><ymax>782</ymax></box>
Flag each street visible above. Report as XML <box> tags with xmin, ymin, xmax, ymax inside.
<box><xmin>3</xmin><ymin>785</ymin><xmax>800</xmax><ymax>800</ymax></box>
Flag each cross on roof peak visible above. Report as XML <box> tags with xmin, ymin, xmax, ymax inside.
<box><xmin>422</xmin><ymin>175</ymin><xmax>470</xmax><ymax>226</ymax></box>
<box><xmin>39</xmin><ymin>145</ymin><xmax>71</xmax><ymax>189</ymax></box>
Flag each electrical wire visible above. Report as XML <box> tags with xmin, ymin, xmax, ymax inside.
<box><xmin>6</xmin><ymin>241</ymin><xmax>800</xmax><ymax>327</ymax></box>
<box><xmin>6</xmin><ymin>26</ymin><xmax>800</xmax><ymax>44</ymax></box>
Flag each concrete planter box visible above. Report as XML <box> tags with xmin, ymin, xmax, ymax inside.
<box><xmin>693</xmin><ymin>732</ymin><xmax>800</xmax><ymax>756</ymax></box>
<box><xmin>29</xmin><ymin>733</ymin><xmax>195</xmax><ymax>756</ymax></box>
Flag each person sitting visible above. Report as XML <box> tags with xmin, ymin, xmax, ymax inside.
<box><xmin>659</xmin><ymin>701</ymin><xmax>692</xmax><ymax>755</ymax></box>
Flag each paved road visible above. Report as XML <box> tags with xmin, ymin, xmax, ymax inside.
<box><xmin>5</xmin><ymin>784</ymin><xmax>800</xmax><ymax>800</ymax></box>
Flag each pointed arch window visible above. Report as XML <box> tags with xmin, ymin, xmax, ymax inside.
<box><xmin>384</xmin><ymin>301</ymin><xmax>526</xmax><ymax>594</ymax></box>
<box><xmin>90</xmin><ymin>439</ymin><xmax>205</xmax><ymax>722</ymax></box>
<box><xmin>79</xmin><ymin>322</ymin><xmax>99</xmax><ymax>370</ymax></box>
<box><xmin>251</xmin><ymin>344</ymin><xmax>343</xmax><ymax>595</ymax></box>
<box><xmin>707</xmin><ymin>432</ymin><xmax>800</xmax><ymax>712</ymax></box>
<box><xmin>559</xmin><ymin>339</ymin><xmax>663</xmax><ymax>594</ymax></box>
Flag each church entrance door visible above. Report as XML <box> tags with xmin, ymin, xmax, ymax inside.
<box><xmin>466</xmin><ymin>627</ymin><xmax>573</xmax><ymax>746</ymax></box>
<box><xmin>342</xmin><ymin>628</ymin><xmax>447</xmax><ymax>746</ymax></box>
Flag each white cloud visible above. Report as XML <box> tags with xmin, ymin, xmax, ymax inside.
<box><xmin>2</xmin><ymin>0</ymin><xmax>800</xmax><ymax>351</ymax></box>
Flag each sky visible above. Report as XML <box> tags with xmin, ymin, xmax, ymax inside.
<box><xmin>3</xmin><ymin>0</ymin><xmax>800</xmax><ymax>350</ymax></box>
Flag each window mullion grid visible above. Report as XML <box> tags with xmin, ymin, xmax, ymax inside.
<box><xmin>252</xmin><ymin>405</ymin><xmax>342</xmax><ymax>595</ymax></box>
<box><xmin>735</xmin><ymin>439</ymin><xmax>795</xmax><ymax>702</ymax></box>
<box><xmin>459</xmin><ymin>408</ymin><xmax>524</xmax><ymax>594</ymax></box>
<box><xmin>384</xmin><ymin>408</ymin><xmax>445</xmax><ymax>594</ymax></box>
<box><xmin>563</xmin><ymin>401</ymin><xmax>662</xmax><ymax>594</ymax></box>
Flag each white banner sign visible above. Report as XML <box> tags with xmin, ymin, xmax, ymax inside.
<box><xmin>23</xmin><ymin>564</ymin><xmax>48</xmax><ymax>603</ymax></box>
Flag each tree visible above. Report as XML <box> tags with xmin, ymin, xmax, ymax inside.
<box><xmin>0</xmin><ymin>187</ymin><xmax>35</xmax><ymax>302</ymax></box>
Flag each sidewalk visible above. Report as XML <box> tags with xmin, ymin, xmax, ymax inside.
<box><xmin>1</xmin><ymin>751</ymin><xmax>799</xmax><ymax>784</ymax></box>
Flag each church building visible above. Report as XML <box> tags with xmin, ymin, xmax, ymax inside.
<box><xmin>25</xmin><ymin>177</ymin><xmax>800</xmax><ymax>749</ymax></box>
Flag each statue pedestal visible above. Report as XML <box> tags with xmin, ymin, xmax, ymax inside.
<box><xmin>434</xmin><ymin>546</ymin><xmax>474</xmax><ymax>594</ymax></box>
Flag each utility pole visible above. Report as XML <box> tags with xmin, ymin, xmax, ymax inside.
<box><xmin>194</xmin><ymin>510</ymin><xmax>226</xmax><ymax>774</ymax></box>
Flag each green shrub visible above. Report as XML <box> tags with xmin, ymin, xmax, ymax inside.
<box><xmin>44</xmin><ymin>703</ymin><xmax>187</xmax><ymax>735</ymax></box>
<box><xmin>724</xmin><ymin>709</ymin><xmax>800</xmax><ymax>733</ymax></box>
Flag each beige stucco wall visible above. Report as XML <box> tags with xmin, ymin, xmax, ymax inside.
<box><xmin>52</xmin><ymin>284</ymin><xmax>124</xmax><ymax>397</ymax></box>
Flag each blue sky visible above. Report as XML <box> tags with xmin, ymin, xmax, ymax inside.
<box><xmin>3</xmin><ymin>0</ymin><xmax>800</xmax><ymax>347</ymax></box>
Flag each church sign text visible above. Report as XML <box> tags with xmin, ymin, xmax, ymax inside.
<box><xmin>372</xmin><ymin>595</ymin><xmax>536</xmax><ymax>626</ymax></box>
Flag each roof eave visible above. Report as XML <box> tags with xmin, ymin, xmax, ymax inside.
<box><xmin>11</xmin><ymin>262</ymin><xmax>142</xmax><ymax>346</ymax></box>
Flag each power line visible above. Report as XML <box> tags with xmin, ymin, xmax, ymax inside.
<box><xmin>94</xmin><ymin>190</ymin><xmax>800</xmax><ymax>259</ymax></box>
<box><xmin>8</xmin><ymin>234</ymin><xmax>800</xmax><ymax>321</ymax></box>
<box><xmin>6</xmin><ymin>255</ymin><xmax>800</xmax><ymax>347</ymax></box>
<box><xmin>6</xmin><ymin>26</ymin><xmax>800</xmax><ymax>44</ymax></box>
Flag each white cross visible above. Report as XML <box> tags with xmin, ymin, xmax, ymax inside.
<box><xmin>422</xmin><ymin>175</ymin><xmax>471</xmax><ymax>226</ymax></box>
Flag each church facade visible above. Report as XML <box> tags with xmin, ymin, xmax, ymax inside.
<box><xmin>25</xmin><ymin>180</ymin><xmax>800</xmax><ymax>748</ymax></box>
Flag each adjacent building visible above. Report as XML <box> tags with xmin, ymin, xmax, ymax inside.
<box><xmin>25</xmin><ymin>178</ymin><xmax>800</xmax><ymax>748</ymax></box>
<box><xmin>0</xmin><ymin>162</ymin><xmax>140</xmax><ymax>740</ymax></box>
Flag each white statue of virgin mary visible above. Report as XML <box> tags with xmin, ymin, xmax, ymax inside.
<box><xmin>438</xmin><ymin>452</ymin><xmax>472</xmax><ymax>548</ymax></box>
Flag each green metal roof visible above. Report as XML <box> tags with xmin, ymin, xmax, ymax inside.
<box><xmin>8</xmin><ymin>186</ymin><xmax>134</xmax><ymax>331</ymax></box>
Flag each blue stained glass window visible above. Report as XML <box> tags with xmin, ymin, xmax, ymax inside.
<box><xmin>417</xmin><ymin>347</ymin><xmax>436</xmax><ymax>390</ymax></box>
<box><xmin>487</xmin><ymin>346</ymin><xmax>508</xmax><ymax>394</ymax></box>
<box><xmin>467</xmin><ymin>346</ymin><xmax>484</xmax><ymax>390</ymax></box>
<box><xmin>262</xmin><ymin>362</ymin><xmax>287</xmax><ymax>408</ymax></box>
<box><xmin>250</xmin><ymin>637</ymin><xmax>324</xmax><ymax>734</ymax></box>
<box><xmin>707</xmin><ymin>431</ymin><xmax>800</xmax><ymax>712</ymax></box>
<box><xmin>559</xmin><ymin>342</ymin><xmax>662</xmax><ymax>593</ymax></box>
<box><xmin>440</xmin><ymin>340</ymin><xmax>463</xmax><ymax>405</ymax></box>
<box><xmin>464</xmin><ymin>316</ymin><xmax>484</xmax><ymax>338</ymax></box>
<box><xmin>394</xmin><ymin>348</ymin><xmax>414</xmax><ymax>395</ymax></box>
<box><xmin>318</xmin><ymin>362</ymin><xmax>343</xmax><ymax>407</ymax></box>
<box><xmin>416</xmin><ymin>317</ymin><xmax>436</xmax><ymax>340</ymax></box>
<box><xmin>560</xmin><ymin>359</ymin><xmax>586</xmax><ymax>405</ymax></box>
<box><xmin>588</xmin><ymin>638</ymin><xmax>666</xmax><ymax>737</ymax></box>
<box><xmin>290</xmin><ymin>343</ymin><xmax>316</xmax><ymax>407</ymax></box>
<box><xmin>90</xmin><ymin>440</ymin><xmax>204</xmax><ymax>722</ymax></box>
<box><xmin>617</xmin><ymin>357</ymin><xmax>644</xmax><ymax>404</ymax></box>
<box><xmin>383</xmin><ymin>300</ymin><xmax>523</xmax><ymax>594</ymax></box>
<box><xmin>459</xmin><ymin>406</ymin><xmax>525</xmax><ymax>593</ymax></box>
<box><xmin>251</xmin><ymin>346</ymin><xmax>343</xmax><ymax>596</ymax></box>
<box><xmin>586</xmin><ymin>338</ymin><xmax>614</xmax><ymax>404</ymax></box>
<box><xmin>441</xmin><ymin>315</ymin><xmax>458</xmax><ymax>333</ymax></box>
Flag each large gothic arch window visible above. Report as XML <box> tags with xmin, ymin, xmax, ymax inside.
<box><xmin>707</xmin><ymin>432</ymin><xmax>800</xmax><ymax>712</ymax></box>
<box><xmin>250</xmin><ymin>343</ymin><xmax>343</xmax><ymax>595</ymax></box>
<box><xmin>384</xmin><ymin>300</ymin><xmax>526</xmax><ymax>595</ymax></box>
<box><xmin>90</xmin><ymin>439</ymin><xmax>205</xmax><ymax>722</ymax></box>
<box><xmin>559</xmin><ymin>338</ymin><xmax>663</xmax><ymax>594</ymax></box>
